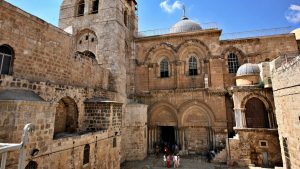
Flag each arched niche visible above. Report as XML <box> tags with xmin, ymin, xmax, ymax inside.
<box><xmin>181</xmin><ymin>106</ymin><xmax>211</xmax><ymax>127</ymax></box>
<box><xmin>178</xmin><ymin>100</ymin><xmax>215</xmax><ymax>127</ymax></box>
<box><xmin>54</xmin><ymin>96</ymin><xmax>79</xmax><ymax>139</ymax></box>
<box><xmin>149</xmin><ymin>102</ymin><xmax>178</xmax><ymax>126</ymax></box>
<box><xmin>76</xmin><ymin>29</ymin><xmax>98</xmax><ymax>59</ymax></box>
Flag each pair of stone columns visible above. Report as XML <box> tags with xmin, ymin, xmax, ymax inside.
<box><xmin>234</xmin><ymin>108</ymin><xmax>276</xmax><ymax>128</ymax></box>
<box><xmin>148</xmin><ymin>127</ymin><xmax>159</xmax><ymax>153</ymax></box>
<box><xmin>148</xmin><ymin>127</ymin><xmax>185</xmax><ymax>153</ymax></box>
<box><xmin>234</xmin><ymin>108</ymin><xmax>247</xmax><ymax>128</ymax></box>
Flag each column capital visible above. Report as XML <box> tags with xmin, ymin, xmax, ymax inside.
<box><xmin>233</xmin><ymin>108</ymin><xmax>246</xmax><ymax>111</ymax></box>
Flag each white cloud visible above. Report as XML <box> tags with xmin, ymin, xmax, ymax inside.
<box><xmin>160</xmin><ymin>0</ymin><xmax>182</xmax><ymax>13</ymax></box>
<box><xmin>286</xmin><ymin>4</ymin><xmax>300</xmax><ymax>24</ymax></box>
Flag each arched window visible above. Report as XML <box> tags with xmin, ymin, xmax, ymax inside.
<box><xmin>82</xmin><ymin>51</ymin><xmax>96</xmax><ymax>59</ymax></box>
<box><xmin>54</xmin><ymin>97</ymin><xmax>79</xmax><ymax>139</ymax></box>
<box><xmin>189</xmin><ymin>56</ymin><xmax>198</xmax><ymax>76</ymax></box>
<box><xmin>228</xmin><ymin>53</ymin><xmax>239</xmax><ymax>73</ymax></box>
<box><xmin>83</xmin><ymin>144</ymin><xmax>90</xmax><ymax>165</ymax></box>
<box><xmin>124</xmin><ymin>10</ymin><xmax>128</xmax><ymax>27</ymax></box>
<box><xmin>245</xmin><ymin>98</ymin><xmax>269</xmax><ymax>128</ymax></box>
<box><xmin>77</xmin><ymin>0</ymin><xmax>85</xmax><ymax>16</ymax></box>
<box><xmin>91</xmin><ymin>0</ymin><xmax>99</xmax><ymax>14</ymax></box>
<box><xmin>0</xmin><ymin>45</ymin><xmax>13</xmax><ymax>75</ymax></box>
<box><xmin>160</xmin><ymin>58</ymin><xmax>169</xmax><ymax>78</ymax></box>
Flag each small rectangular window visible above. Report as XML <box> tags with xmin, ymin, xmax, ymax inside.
<box><xmin>113</xmin><ymin>137</ymin><xmax>117</xmax><ymax>148</ymax></box>
<box><xmin>259</xmin><ymin>140</ymin><xmax>268</xmax><ymax>148</ymax></box>
<box><xmin>91</xmin><ymin>0</ymin><xmax>99</xmax><ymax>14</ymax></box>
<box><xmin>83</xmin><ymin>144</ymin><xmax>90</xmax><ymax>165</ymax></box>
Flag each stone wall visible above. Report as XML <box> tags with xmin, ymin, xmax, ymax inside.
<box><xmin>228</xmin><ymin>129</ymin><xmax>282</xmax><ymax>167</ymax></box>
<box><xmin>59</xmin><ymin>0</ymin><xmax>137</xmax><ymax>99</ymax></box>
<box><xmin>84</xmin><ymin>102</ymin><xmax>122</xmax><ymax>131</ymax></box>
<box><xmin>122</xmin><ymin>103</ymin><xmax>148</xmax><ymax>161</ymax></box>
<box><xmin>134</xmin><ymin>31</ymin><xmax>298</xmax><ymax>92</ymax></box>
<box><xmin>0</xmin><ymin>99</ymin><xmax>121</xmax><ymax>169</ymax></box>
<box><xmin>272</xmin><ymin>56</ymin><xmax>300</xmax><ymax>169</ymax></box>
<box><xmin>0</xmin><ymin>75</ymin><xmax>118</xmax><ymax>133</ymax></box>
<box><xmin>0</xmin><ymin>1</ymin><xmax>109</xmax><ymax>89</ymax></box>
<box><xmin>141</xmin><ymin>90</ymin><xmax>228</xmax><ymax>153</ymax></box>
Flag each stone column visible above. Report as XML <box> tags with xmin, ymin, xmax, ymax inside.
<box><xmin>174</xmin><ymin>128</ymin><xmax>178</xmax><ymax>144</ymax></box>
<box><xmin>234</xmin><ymin>108</ymin><xmax>246</xmax><ymax>128</ymax></box>
<box><xmin>177</xmin><ymin>129</ymin><xmax>180</xmax><ymax>145</ymax></box>
<box><xmin>182</xmin><ymin>128</ymin><xmax>186</xmax><ymax>150</ymax></box>
<box><xmin>154</xmin><ymin>127</ymin><xmax>157</xmax><ymax>146</ymax></box>
<box><xmin>151</xmin><ymin>129</ymin><xmax>154</xmax><ymax>152</ymax></box>
<box><xmin>241</xmin><ymin>109</ymin><xmax>247</xmax><ymax>128</ymax></box>
<box><xmin>267</xmin><ymin>109</ymin><xmax>275</xmax><ymax>128</ymax></box>
<box><xmin>148</xmin><ymin>128</ymin><xmax>152</xmax><ymax>153</ymax></box>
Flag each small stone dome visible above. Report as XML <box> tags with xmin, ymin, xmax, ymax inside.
<box><xmin>236</xmin><ymin>63</ymin><xmax>260</xmax><ymax>77</ymax></box>
<box><xmin>170</xmin><ymin>17</ymin><xmax>202</xmax><ymax>33</ymax></box>
<box><xmin>0</xmin><ymin>89</ymin><xmax>45</xmax><ymax>101</ymax></box>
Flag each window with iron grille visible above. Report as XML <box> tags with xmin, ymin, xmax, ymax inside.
<box><xmin>83</xmin><ymin>144</ymin><xmax>90</xmax><ymax>165</ymax></box>
<box><xmin>160</xmin><ymin>58</ymin><xmax>169</xmax><ymax>78</ymax></box>
<box><xmin>228</xmin><ymin>53</ymin><xmax>239</xmax><ymax>73</ymax></box>
<box><xmin>77</xmin><ymin>0</ymin><xmax>85</xmax><ymax>16</ymax></box>
<box><xmin>0</xmin><ymin>45</ymin><xmax>13</xmax><ymax>75</ymax></box>
<box><xmin>91</xmin><ymin>0</ymin><xmax>99</xmax><ymax>14</ymax></box>
<box><xmin>189</xmin><ymin>56</ymin><xmax>198</xmax><ymax>76</ymax></box>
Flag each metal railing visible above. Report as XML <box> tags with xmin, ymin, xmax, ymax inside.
<box><xmin>137</xmin><ymin>25</ymin><xmax>293</xmax><ymax>40</ymax></box>
<box><xmin>274</xmin><ymin>51</ymin><xmax>300</xmax><ymax>70</ymax></box>
<box><xmin>136</xmin><ymin>22</ymin><xmax>218</xmax><ymax>37</ymax></box>
<box><xmin>0</xmin><ymin>124</ymin><xmax>33</xmax><ymax>169</ymax></box>
<box><xmin>220</xmin><ymin>27</ymin><xmax>293</xmax><ymax>40</ymax></box>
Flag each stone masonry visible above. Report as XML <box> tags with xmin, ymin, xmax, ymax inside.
<box><xmin>272</xmin><ymin>55</ymin><xmax>300</xmax><ymax>169</ymax></box>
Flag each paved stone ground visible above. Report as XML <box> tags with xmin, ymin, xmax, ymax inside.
<box><xmin>121</xmin><ymin>155</ymin><xmax>245</xmax><ymax>169</ymax></box>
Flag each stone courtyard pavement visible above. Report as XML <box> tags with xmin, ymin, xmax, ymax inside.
<box><xmin>121</xmin><ymin>155</ymin><xmax>276</xmax><ymax>169</ymax></box>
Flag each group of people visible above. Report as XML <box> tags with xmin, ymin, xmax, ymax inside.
<box><xmin>163</xmin><ymin>153</ymin><xmax>180</xmax><ymax>168</ymax></box>
<box><xmin>161</xmin><ymin>143</ymin><xmax>180</xmax><ymax>168</ymax></box>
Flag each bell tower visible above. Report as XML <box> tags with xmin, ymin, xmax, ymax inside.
<box><xmin>59</xmin><ymin>0</ymin><xmax>138</xmax><ymax>99</ymax></box>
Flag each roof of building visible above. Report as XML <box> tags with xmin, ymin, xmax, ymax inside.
<box><xmin>0</xmin><ymin>89</ymin><xmax>45</xmax><ymax>101</ymax></box>
<box><xmin>291</xmin><ymin>28</ymin><xmax>300</xmax><ymax>40</ymax></box>
<box><xmin>170</xmin><ymin>4</ymin><xmax>202</xmax><ymax>34</ymax></box>
<box><xmin>236</xmin><ymin>63</ymin><xmax>260</xmax><ymax>76</ymax></box>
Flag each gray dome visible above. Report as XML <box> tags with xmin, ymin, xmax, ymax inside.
<box><xmin>170</xmin><ymin>17</ymin><xmax>202</xmax><ymax>34</ymax></box>
<box><xmin>236</xmin><ymin>63</ymin><xmax>260</xmax><ymax>76</ymax></box>
<box><xmin>0</xmin><ymin>89</ymin><xmax>45</xmax><ymax>101</ymax></box>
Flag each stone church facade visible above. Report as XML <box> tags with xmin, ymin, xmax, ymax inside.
<box><xmin>0</xmin><ymin>0</ymin><xmax>299</xmax><ymax>169</ymax></box>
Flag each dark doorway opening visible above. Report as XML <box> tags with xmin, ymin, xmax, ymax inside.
<box><xmin>160</xmin><ymin>126</ymin><xmax>175</xmax><ymax>145</ymax></box>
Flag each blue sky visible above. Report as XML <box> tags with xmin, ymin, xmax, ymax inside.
<box><xmin>5</xmin><ymin>0</ymin><xmax>300</xmax><ymax>33</ymax></box>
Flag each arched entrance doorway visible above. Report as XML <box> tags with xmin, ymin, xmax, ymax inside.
<box><xmin>245</xmin><ymin>98</ymin><xmax>269</xmax><ymax>128</ymax></box>
<box><xmin>148</xmin><ymin>103</ymin><xmax>178</xmax><ymax>153</ymax></box>
<box><xmin>180</xmin><ymin>105</ymin><xmax>213</xmax><ymax>153</ymax></box>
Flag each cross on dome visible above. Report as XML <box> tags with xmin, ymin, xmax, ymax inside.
<box><xmin>182</xmin><ymin>4</ymin><xmax>188</xmax><ymax>20</ymax></box>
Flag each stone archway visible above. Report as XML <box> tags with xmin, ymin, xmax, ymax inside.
<box><xmin>54</xmin><ymin>96</ymin><xmax>79</xmax><ymax>139</ymax></box>
<box><xmin>245</xmin><ymin>97</ymin><xmax>269</xmax><ymax>128</ymax></box>
<box><xmin>148</xmin><ymin>102</ymin><xmax>178</xmax><ymax>153</ymax></box>
<box><xmin>240</xmin><ymin>93</ymin><xmax>276</xmax><ymax>129</ymax></box>
<box><xmin>180</xmin><ymin>105</ymin><xmax>213</xmax><ymax>153</ymax></box>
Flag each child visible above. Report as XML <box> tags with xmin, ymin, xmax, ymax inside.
<box><xmin>167</xmin><ymin>154</ymin><xmax>172</xmax><ymax>168</ymax></box>
<box><xmin>173</xmin><ymin>155</ymin><xmax>178</xmax><ymax>168</ymax></box>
